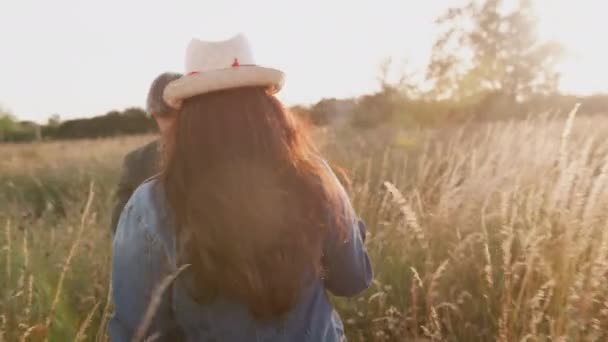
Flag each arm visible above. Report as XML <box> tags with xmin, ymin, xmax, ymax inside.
<box><xmin>322</xmin><ymin>165</ymin><xmax>373</xmax><ymax>297</ymax></box>
<box><xmin>108</xmin><ymin>197</ymin><xmax>182</xmax><ymax>341</ymax></box>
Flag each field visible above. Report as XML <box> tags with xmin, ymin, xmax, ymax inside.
<box><xmin>3</xmin><ymin>109</ymin><xmax>608</xmax><ymax>341</ymax></box>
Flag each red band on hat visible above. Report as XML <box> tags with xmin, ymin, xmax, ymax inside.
<box><xmin>188</xmin><ymin>71</ymin><xmax>200</xmax><ymax>76</ymax></box>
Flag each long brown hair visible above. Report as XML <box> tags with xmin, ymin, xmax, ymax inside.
<box><xmin>162</xmin><ymin>87</ymin><xmax>347</xmax><ymax>319</ymax></box>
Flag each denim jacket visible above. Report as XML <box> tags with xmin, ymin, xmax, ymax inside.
<box><xmin>109</xmin><ymin>166</ymin><xmax>372</xmax><ymax>341</ymax></box>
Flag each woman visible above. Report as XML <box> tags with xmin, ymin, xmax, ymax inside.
<box><xmin>109</xmin><ymin>34</ymin><xmax>372</xmax><ymax>341</ymax></box>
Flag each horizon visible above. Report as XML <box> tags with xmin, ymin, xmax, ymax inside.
<box><xmin>1</xmin><ymin>0</ymin><xmax>606</xmax><ymax>123</ymax></box>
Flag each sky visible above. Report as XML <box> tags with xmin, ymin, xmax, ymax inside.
<box><xmin>0</xmin><ymin>0</ymin><xmax>606</xmax><ymax>123</ymax></box>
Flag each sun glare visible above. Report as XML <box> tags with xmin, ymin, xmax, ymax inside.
<box><xmin>535</xmin><ymin>0</ymin><xmax>607</xmax><ymax>94</ymax></box>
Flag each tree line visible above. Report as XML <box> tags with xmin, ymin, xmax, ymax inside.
<box><xmin>0</xmin><ymin>107</ymin><xmax>156</xmax><ymax>143</ymax></box>
<box><xmin>2</xmin><ymin>91</ymin><xmax>608</xmax><ymax>143</ymax></box>
<box><xmin>1</xmin><ymin>0</ymin><xmax>607</xmax><ymax>142</ymax></box>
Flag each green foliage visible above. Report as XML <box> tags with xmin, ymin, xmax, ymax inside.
<box><xmin>351</xmin><ymin>88</ymin><xmax>401</xmax><ymax>129</ymax></box>
<box><xmin>0</xmin><ymin>107</ymin><xmax>155</xmax><ymax>143</ymax></box>
<box><xmin>0</xmin><ymin>113</ymin><xmax>16</xmax><ymax>131</ymax></box>
<box><xmin>49</xmin><ymin>107</ymin><xmax>155</xmax><ymax>140</ymax></box>
<box><xmin>427</xmin><ymin>0</ymin><xmax>564</xmax><ymax>102</ymax></box>
<box><xmin>307</xmin><ymin>98</ymin><xmax>356</xmax><ymax>126</ymax></box>
<box><xmin>0</xmin><ymin>110</ymin><xmax>41</xmax><ymax>143</ymax></box>
<box><xmin>0</xmin><ymin>109</ymin><xmax>17</xmax><ymax>142</ymax></box>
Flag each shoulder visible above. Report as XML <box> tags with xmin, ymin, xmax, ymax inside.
<box><xmin>129</xmin><ymin>177</ymin><xmax>157</xmax><ymax>201</ymax></box>
<box><xmin>141</xmin><ymin>140</ymin><xmax>160</xmax><ymax>158</ymax></box>
<box><xmin>115</xmin><ymin>179</ymin><xmax>171</xmax><ymax>246</ymax></box>
<box><xmin>128</xmin><ymin>178</ymin><xmax>168</xmax><ymax>223</ymax></box>
<box><xmin>123</xmin><ymin>140</ymin><xmax>159</xmax><ymax>167</ymax></box>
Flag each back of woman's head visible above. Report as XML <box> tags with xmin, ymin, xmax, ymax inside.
<box><xmin>162</xmin><ymin>87</ymin><xmax>346</xmax><ymax>319</ymax></box>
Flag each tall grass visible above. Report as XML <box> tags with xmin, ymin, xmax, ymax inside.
<box><xmin>2</xmin><ymin>112</ymin><xmax>608</xmax><ymax>341</ymax></box>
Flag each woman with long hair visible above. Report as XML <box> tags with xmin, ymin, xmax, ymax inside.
<box><xmin>109</xmin><ymin>34</ymin><xmax>372</xmax><ymax>341</ymax></box>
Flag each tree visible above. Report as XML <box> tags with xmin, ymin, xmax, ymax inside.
<box><xmin>377</xmin><ymin>57</ymin><xmax>421</xmax><ymax>99</ymax></box>
<box><xmin>351</xmin><ymin>88</ymin><xmax>401</xmax><ymax>129</ymax></box>
<box><xmin>427</xmin><ymin>0</ymin><xmax>563</xmax><ymax>103</ymax></box>
<box><xmin>47</xmin><ymin>114</ymin><xmax>61</xmax><ymax>126</ymax></box>
<box><xmin>0</xmin><ymin>107</ymin><xmax>17</xmax><ymax>142</ymax></box>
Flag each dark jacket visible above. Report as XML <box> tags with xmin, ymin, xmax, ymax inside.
<box><xmin>110</xmin><ymin>140</ymin><xmax>160</xmax><ymax>233</ymax></box>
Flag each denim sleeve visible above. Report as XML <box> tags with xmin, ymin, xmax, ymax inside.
<box><xmin>108</xmin><ymin>197</ymin><xmax>182</xmax><ymax>341</ymax></box>
<box><xmin>322</xmin><ymin>163</ymin><xmax>373</xmax><ymax>297</ymax></box>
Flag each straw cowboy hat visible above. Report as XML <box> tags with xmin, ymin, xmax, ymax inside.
<box><xmin>163</xmin><ymin>34</ymin><xmax>285</xmax><ymax>109</ymax></box>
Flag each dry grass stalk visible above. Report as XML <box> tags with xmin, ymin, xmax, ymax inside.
<box><xmin>95</xmin><ymin>279</ymin><xmax>113</xmax><ymax>342</ymax></box>
<box><xmin>0</xmin><ymin>314</ymin><xmax>6</xmax><ymax>342</ymax></box>
<box><xmin>22</xmin><ymin>230</ymin><xmax>29</xmax><ymax>271</ymax></box>
<box><xmin>19</xmin><ymin>327</ymin><xmax>35</xmax><ymax>342</ymax></box>
<box><xmin>4</xmin><ymin>220</ymin><xmax>11</xmax><ymax>284</ymax></box>
<box><xmin>19</xmin><ymin>324</ymin><xmax>47</xmax><ymax>342</ymax></box>
<box><xmin>582</xmin><ymin>157</ymin><xmax>608</xmax><ymax>223</ymax></box>
<box><xmin>421</xmin><ymin>261</ymin><xmax>449</xmax><ymax>341</ymax></box>
<box><xmin>410</xmin><ymin>267</ymin><xmax>424</xmax><ymax>340</ymax></box>
<box><xmin>427</xmin><ymin>260</ymin><xmax>449</xmax><ymax>306</ymax></box>
<box><xmin>427</xmin><ymin>306</ymin><xmax>442</xmax><ymax>341</ymax></box>
<box><xmin>480</xmin><ymin>200</ymin><xmax>494</xmax><ymax>289</ymax></box>
<box><xmin>559</xmin><ymin>104</ymin><xmax>580</xmax><ymax>172</ymax></box>
<box><xmin>528</xmin><ymin>279</ymin><xmax>555</xmax><ymax>337</ymax></box>
<box><xmin>551</xmin><ymin>105</ymin><xmax>581</xmax><ymax>213</ymax></box>
<box><xmin>132</xmin><ymin>264</ymin><xmax>190</xmax><ymax>342</ymax></box>
<box><xmin>74</xmin><ymin>301</ymin><xmax>100</xmax><ymax>342</ymax></box>
<box><xmin>382</xmin><ymin>181</ymin><xmax>426</xmax><ymax>247</ymax></box>
<box><xmin>24</xmin><ymin>275</ymin><xmax>34</xmax><ymax>323</ymax></box>
<box><xmin>498</xmin><ymin>204</ymin><xmax>515</xmax><ymax>342</ymax></box>
<box><xmin>568</xmin><ymin>139</ymin><xmax>594</xmax><ymax>218</ymax></box>
<box><xmin>44</xmin><ymin>182</ymin><xmax>95</xmax><ymax>334</ymax></box>
<box><xmin>20</xmin><ymin>230</ymin><xmax>31</xmax><ymax>322</ymax></box>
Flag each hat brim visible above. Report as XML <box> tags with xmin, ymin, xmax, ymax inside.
<box><xmin>163</xmin><ymin>66</ymin><xmax>284</xmax><ymax>109</ymax></box>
